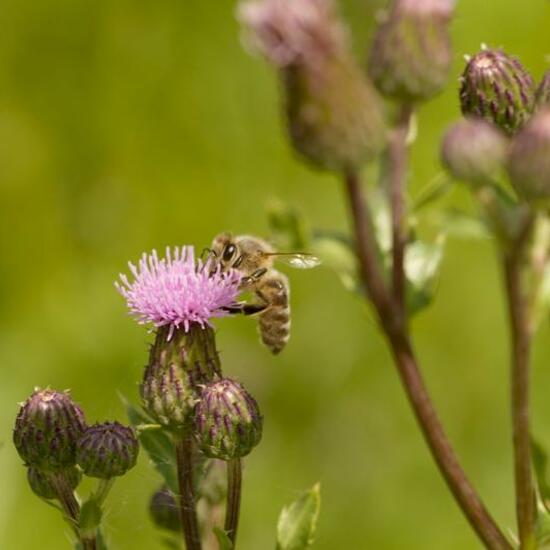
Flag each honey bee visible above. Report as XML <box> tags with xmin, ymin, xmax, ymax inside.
<box><xmin>208</xmin><ymin>233</ymin><xmax>320</xmax><ymax>354</ymax></box>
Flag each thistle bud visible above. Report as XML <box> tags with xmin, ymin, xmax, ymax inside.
<box><xmin>240</xmin><ymin>0</ymin><xmax>386</xmax><ymax>171</ymax></box>
<box><xmin>441</xmin><ymin>118</ymin><xmax>508</xmax><ymax>186</ymax></box>
<box><xmin>149</xmin><ymin>486</ymin><xmax>181</xmax><ymax>532</ymax></box>
<box><xmin>507</xmin><ymin>108</ymin><xmax>550</xmax><ymax>201</ymax></box>
<box><xmin>76</xmin><ymin>422</ymin><xmax>139</xmax><ymax>479</ymax></box>
<box><xmin>27</xmin><ymin>466</ymin><xmax>81</xmax><ymax>500</ymax></box>
<box><xmin>368</xmin><ymin>0</ymin><xmax>454</xmax><ymax>103</ymax></box>
<box><xmin>195</xmin><ymin>379</ymin><xmax>262</xmax><ymax>460</ymax></box>
<box><xmin>13</xmin><ymin>389</ymin><xmax>87</xmax><ymax>472</ymax></box>
<box><xmin>142</xmin><ymin>324</ymin><xmax>220</xmax><ymax>431</ymax></box>
<box><xmin>460</xmin><ymin>48</ymin><xmax>535</xmax><ymax>134</ymax></box>
<box><xmin>535</xmin><ymin>70</ymin><xmax>550</xmax><ymax>110</ymax></box>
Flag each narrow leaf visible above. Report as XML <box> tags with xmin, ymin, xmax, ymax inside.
<box><xmin>121</xmin><ymin>394</ymin><xmax>178</xmax><ymax>493</ymax></box>
<box><xmin>276</xmin><ymin>483</ymin><xmax>321</xmax><ymax>550</ymax></box>
<box><xmin>213</xmin><ymin>527</ymin><xmax>233</xmax><ymax>550</ymax></box>
<box><xmin>79</xmin><ymin>499</ymin><xmax>102</xmax><ymax>539</ymax></box>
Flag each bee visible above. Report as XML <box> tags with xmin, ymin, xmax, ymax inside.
<box><xmin>208</xmin><ymin>233</ymin><xmax>320</xmax><ymax>354</ymax></box>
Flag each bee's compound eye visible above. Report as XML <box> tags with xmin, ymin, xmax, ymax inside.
<box><xmin>222</xmin><ymin>244</ymin><xmax>237</xmax><ymax>262</ymax></box>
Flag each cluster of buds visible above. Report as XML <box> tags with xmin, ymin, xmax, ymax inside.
<box><xmin>13</xmin><ymin>388</ymin><xmax>138</xmax><ymax>540</ymax></box>
<box><xmin>443</xmin><ymin>46</ymin><xmax>550</xmax><ymax>203</ymax></box>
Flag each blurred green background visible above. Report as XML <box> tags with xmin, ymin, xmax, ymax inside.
<box><xmin>2</xmin><ymin>1</ymin><xmax>550</xmax><ymax>548</ymax></box>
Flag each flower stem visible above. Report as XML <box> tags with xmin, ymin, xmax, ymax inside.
<box><xmin>343</xmin><ymin>170</ymin><xmax>511</xmax><ymax>550</ymax></box>
<box><xmin>503</xmin><ymin>219</ymin><xmax>536</xmax><ymax>549</ymax></box>
<box><xmin>175</xmin><ymin>433</ymin><xmax>202</xmax><ymax>550</ymax></box>
<box><xmin>224</xmin><ymin>458</ymin><xmax>242</xmax><ymax>546</ymax></box>
<box><xmin>388</xmin><ymin>104</ymin><xmax>413</xmax><ymax>317</ymax></box>
<box><xmin>49</xmin><ymin>473</ymin><xmax>97</xmax><ymax>549</ymax></box>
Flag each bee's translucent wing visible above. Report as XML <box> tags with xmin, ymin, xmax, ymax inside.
<box><xmin>267</xmin><ymin>252</ymin><xmax>322</xmax><ymax>269</ymax></box>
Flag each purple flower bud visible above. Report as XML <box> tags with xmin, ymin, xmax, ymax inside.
<box><xmin>76</xmin><ymin>422</ymin><xmax>139</xmax><ymax>479</ymax></box>
<box><xmin>460</xmin><ymin>48</ymin><xmax>535</xmax><ymax>134</ymax></box>
<box><xmin>141</xmin><ymin>324</ymin><xmax>221</xmax><ymax>431</ymax></box>
<box><xmin>149</xmin><ymin>486</ymin><xmax>181</xmax><ymax>532</ymax></box>
<box><xmin>536</xmin><ymin>70</ymin><xmax>550</xmax><ymax>110</ymax></box>
<box><xmin>441</xmin><ymin>118</ymin><xmax>508</xmax><ymax>186</ymax></box>
<box><xmin>13</xmin><ymin>389</ymin><xmax>87</xmax><ymax>472</ymax></box>
<box><xmin>507</xmin><ymin>108</ymin><xmax>550</xmax><ymax>201</ymax></box>
<box><xmin>27</xmin><ymin>466</ymin><xmax>81</xmax><ymax>500</ymax></box>
<box><xmin>368</xmin><ymin>0</ymin><xmax>454</xmax><ymax>102</ymax></box>
<box><xmin>195</xmin><ymin>379</ymin><xmax>263</xmax><ymax>460</ymax></box>
<box><xmin>239</xmin><ymin>0</ymin><xmax>387</xmax><ymax>171</ymax></box>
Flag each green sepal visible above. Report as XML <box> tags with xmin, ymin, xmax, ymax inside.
<box><xmin>276</xmin><ymin>483</ymin><xmax>321</xmax><ymax>550</ymax></box>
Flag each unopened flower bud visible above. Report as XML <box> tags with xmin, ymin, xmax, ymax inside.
<box><xmin>149</xmin><ymin>486</ymin><xmax>181</xmax><ymax>532</ymax></box>
<box><xmin>441</xmin><ymin>118</ymin><xmax>508</xmax><ymax>186</ymax></box>
<box><xmin>13</xmin><ymin>389</ymin><xmax>87</xmax><ymax>472</ymax></box>
<box><xmin>142</xmin><ymin>324</ymin><xmax>220</xmax><ymax>431</ymax></box>
<box><xmin>368</xmin><ymin>0</ymin><xmax>454</xmax><ymax>102</ymax></box>
<box><xmin>535</xmin><ymin>70</ymin><xmax>550</xmax><ymax>110</ymax></box>
<box><xmin>27</xmin><ymin>466</ymin><xmax>81</xmax><ymax>500</ymax></box>
<box><xmin>240</xmin><ymin>0</ymin><xmax>387</xmax><ymax>171</ymax></box>
<box><xmin>76</xmin><ymin>422</ymin><xmax>139</xmax><ymax>479</ymax></box>
<box><xmin>507</xmin><ymin>108</ymin><xmax>550</xmax><ymax>201</ymax></box>
<box><xmin>195</xmin><ymin>379</ymin><xmax>262</xmax><ymax>460</ymax></box>
<box><xmin>460</xmin><ymin>48</ymin><xmax>535</xmax><ymax>134</ymax></box>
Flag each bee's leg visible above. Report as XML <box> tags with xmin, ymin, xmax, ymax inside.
<box><xmin>223</xmin><ymin>302</ymin><xmax>267</xmax><ymax>316</ymax></box>
<box><xmin>200</xmin><ymin>247</ymin><xmax>216</xmax><ymax>260</ymax></box>
<box><xmin>240</xmin><ymin>267</ymin><xmax>268</xmax><ymax>287</ymax></box>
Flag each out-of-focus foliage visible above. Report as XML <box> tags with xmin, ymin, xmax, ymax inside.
<box><xmin>2</xmin><ymin>1</ymin><xmax>550</xmax><ymax>549</ymax></box>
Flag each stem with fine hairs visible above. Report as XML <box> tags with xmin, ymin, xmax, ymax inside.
<box><xmin>175</xmin><ymin>434</ymin><xmax>202</xmax><ymax>550</ymax></box>
<box><xmin>343</xmin><ymin>170</ymin><xmax>511</xmax><ymax>550</ymax></box>
<box><xmin>503</xmin><ymin>216</ymin><xmax>536</xmax><ymax>549</ymax></box>
<box><xmin>388</xmin><ymin>104</ymin><xmax>414</xmax><ymax>317</ymax></box>
<box><xmin>224</xmin><ymin>458</ymin><xmax>243</xmax><ymax>546</ymax></box>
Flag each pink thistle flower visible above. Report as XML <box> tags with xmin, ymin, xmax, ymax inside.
<box><xmin>116</xmin><ymin>246</ymin><xmax>242</xmax><ymax>339</ymax></box>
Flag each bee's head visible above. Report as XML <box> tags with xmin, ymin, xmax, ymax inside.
<box><xmin>211</xmin><ymin>233</ymin><xmax>239</xmax><ymax>271</ymax></box>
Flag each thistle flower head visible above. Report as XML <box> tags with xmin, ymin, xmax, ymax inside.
<box><xmin>536</xmin><ymin>69</ymin><xmax>550</xmax><ymax>110</ymax></box>
<box><xmin>76</xmin><ymin>421</ymin><xmax>139</xmax><ymax>479</ymax></box>
<box><xmin>441</xmin><ymin>118</ymin><xmax>508</xmax><ymax>186</ymax></box>
<box><xmin>116</xmin><ymin>246</ymin><xmax>241</xmax><ymax>338</ymax></box>
<box><xmin>508</xmin><ymin>108</ymin><xmax>550</xmax><ymax>201</ymax></box>
<box><xmin>27</xmin><ymin>466</ymin><xmax>81</xmax><ymax>500</ymax></box>
<box><xmin>368</xmin><ymin>0</ymin><xmax>454</xmax><ymax>102</ymax></box>
<box><xmin>195</xmin><ymin>378</ymin><xmax>263</xmax><ymax>460</ymax></box>
<box><xmin>13</xmin><ymin>388</ymin><xmax>87</xmax><ymax>472</ymax></box>
<box><xmin>149</xmin><ymin>486</ymin><xmax>181</xmax><ymax>532</ymax></box>
<box><xmin>238</xmin><ymin>0</ymin><xmax>346</xmax><ymax>69</ymax></box>
<box><xmin>460</xmin><ymin>48</ymin><xmax>535</xmax><ymax>134</ymax></box>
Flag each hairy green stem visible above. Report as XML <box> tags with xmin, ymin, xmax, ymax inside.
<box><xmin>343</xmin><ymin>170</ymin><xmax>511</xmax><ymax>549</ymax></box>
<box><xmin>175</xmin><ymin>434</ymin><xmax>202</xmax><ymax>550</ymax></box>
<box><xmin>388</xmin><ymin>104</ymin><xmax>413</xmax><ymax>317</ymax></box>
<box><xmin>503</xmin><ymin>219</ymin><xmax>536</xmax><ymax>549</ymax></box>
<box><xmin>224</xmin><ymin>458</ymin><xmax>242</xmax><ymax>546</ymax></box>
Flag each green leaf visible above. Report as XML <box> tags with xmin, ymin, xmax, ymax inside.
<box><xmin>121</xmin><ymin>394</ymin><xmax>178</xmax><ymax>493</ymax></box>
<box><xmin>276</xmin><ymin>483</ymin><xmax>321</xmax><ymax>550</ymax></box>
<box><xmin>310</xmin><ymin>233</ymin><xmax>359</xmax><ymax>293</ymax></box>
<box><xmin>79</xmin><ymin>499</ymin><xmax>102</xmax><ymax>539</ymax></box>
<box><xmin>413</xmin><ymin>173</ymin><xmax>453</xmax><ymax>212</ymax></box>
<box><xmin>533</xmin><ymin>437</ymin><xmax>550</xmax><ymax>509</ymax></box>
<box><xmin>433</xmin><ymin>209</ymin><xmax>490</xmax><ymax>240</ymax></box>
<box><xmin>213</xmin><ymin>527</ymin><xmax>233</xmax><ymax>550</ymax></box>
<box><xmin>267</xmin><ymin>199</ymin><xmax>310</xmax><ymax>251</ymax></box>
<box><xmin>405</xmin><ymin>236</ymin><xmax>445</xmax><ymax>316</ymax></box>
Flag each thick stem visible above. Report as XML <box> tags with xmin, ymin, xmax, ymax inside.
<box><xmin>388</xmin><ymin>105</ymin><xmax>413</xmax><ymax>317</ymax></box>
<box><xmin>224</xmin><ymin>458</ymin><xmax>242</xmax><ymax>546</ymax></box>
<box><xmin>503</xmin><ymin>223</ymin><xmax>536</xmax><ymax>549</ymax></box>
<box><xmin>343</xmin><ymin>171</ymin><xmax>511</xmax><ymax>550</ymax></box>
<box><xmin>175</xmin><ymin>434</ymin><xmax>202</xmax><ymax>550</ymax></box>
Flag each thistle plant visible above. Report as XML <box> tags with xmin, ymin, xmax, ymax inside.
<box><xmin>14</xmin><ymin>1</ymin><xmax>550</xmax><ymax>549</ymax></box>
